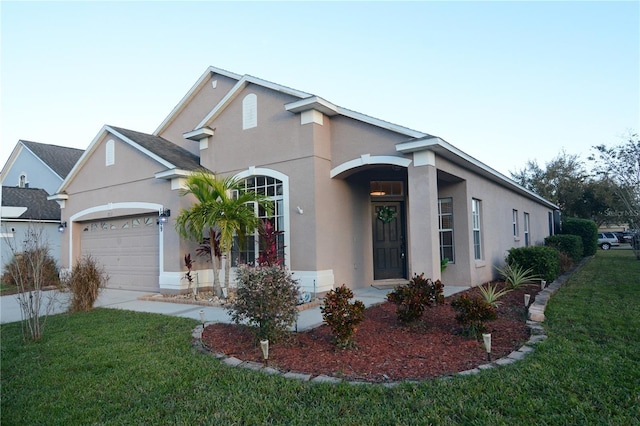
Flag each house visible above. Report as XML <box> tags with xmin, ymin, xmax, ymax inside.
<box><xmin>49</xmin><ymin>66</ymin><xmax>559</xmax><ymax>294</ymax></box>
<box><xmin>1</xmin><ymin>141</ymin><xmax>84</xmax><ymax>275</ymax></box>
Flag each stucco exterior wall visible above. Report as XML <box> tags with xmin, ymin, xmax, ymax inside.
<box><xmin>434</xmin><ymin>157</ymin><xmax>553</xmax><ymax>286</ymax></box>
<box><xmin>158</xmin><ymin>73</ymin><xmax>239</xmax><ymax>154</ymax></box>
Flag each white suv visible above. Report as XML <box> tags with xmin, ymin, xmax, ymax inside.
<box><xmin>597</xmin><ymin>232</ymin><xmax>620</xmax><ymax>250</ymax></box>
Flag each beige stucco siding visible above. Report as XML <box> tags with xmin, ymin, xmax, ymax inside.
<box><xmin>159</xmin><ymin>73</ymin><xmax>239</xmax><ymax>153</ymax></box>
<box><xmin>329</xmin><ymin>116</ymin><xmax>409</xmax><ymax>167</ymax></box>
<box><xmin>435</xmin><ymin>157</ymin><xmax>552</xmax><ymax>286</ymax></box>
<box><xmin>200</xmin><ymin>84</ymin><xmax>314</xmax><ymax>174</ymax></box>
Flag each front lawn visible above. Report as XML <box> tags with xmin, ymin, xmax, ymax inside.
<box><xmin>1</xmin><ymin>250</ymin><xmax>639</xmax><ymax>424</ymax></box>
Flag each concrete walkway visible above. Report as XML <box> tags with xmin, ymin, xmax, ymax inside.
<box><xmin>1</xmin><ymin>285</ymin><xmax>470</xmax><ymax>330</ymax></box>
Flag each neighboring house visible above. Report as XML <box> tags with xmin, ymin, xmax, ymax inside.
<box><xmin>1</xmin><ymin>187</ymin><xmax>63</xmax><ymax>275</ymax></box>
<box><xmin>50</xmin><ymin>66</ymin><xmax>559</xmax><ymax>295</ymax></box>
<box><xmin>0</xmin><ymin>141</ymin><xmax>84</xmax><ymax>275</ymax></box>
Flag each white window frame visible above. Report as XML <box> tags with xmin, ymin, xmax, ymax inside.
<box><xmin>513</xmin><ymin>209</ymin><xmax>519</xmax><ymax>238</ymax></box>
<box><xmin>232</xmin><ymin>169</ymin><xmax>290</xmax><ymax>266</ymax></box>
<box><xmin>524</xmin><ymin>212</ymin><xmax>530</xmax><ymax>247</ymax></box>
<box><xmin>472</xmin><ymin>198</ymin><xmax>482</xmax><ymax>260</ymax></box>
<box><xmin>438</xmin><ymin>197</ymin><xmax>454</xmax><ymax>263</ymax></box>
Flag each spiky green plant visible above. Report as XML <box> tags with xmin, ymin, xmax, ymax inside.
<box><xmin>477</xmin><ymin>282</ymin><xmax>511</xmax><ymax>308</ymax></box>
<box><xmin>495</xmin><ymin>263</ymin><xmax>540</xmax><ymax>289</ymax></box>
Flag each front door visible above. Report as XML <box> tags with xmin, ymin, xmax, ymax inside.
<box><xmin>372</xmin><ymin>202</ymin><xmax>406</xmax><ymax>280</ymax></box>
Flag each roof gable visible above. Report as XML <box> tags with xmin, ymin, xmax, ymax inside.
<box><xmin>56</xmin><ymin>125</ymin><xmax>202</xmax><ymax>194</ymax></box>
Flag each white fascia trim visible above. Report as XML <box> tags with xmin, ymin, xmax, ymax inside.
<box><xmin>330</xmin><ymin>155</ymin><xmax>412</xmax><ymax>178</ymax></box>
<box><xmin>233</xmin><ymin>167</ymin><xmax>291</xmax><ymax>268</ymax></box>
<box><xmin>47</xmin><ymin>193</ymin><xmax>69</xmax><ymax>202</ymax></box>
<box><xmin>183</xmin><ymin>127</ymin><xmax>215</xmax><ymax>141</ymax></box>
<box><xmin>195</xmin><ymin>78</ymin><xmax>249</xmax><ymax>129</ymax></box>
<box><xmin>154</xmin><ymin>168</ymin><xmax>191</xmax><ymax>180</ymax></box>
<box><xmin>154</xmin><ymin>66</ymin><xmax>243</xmax><ymax>136</ymax></box>
<box><xmin>396</xmin><ymin>137</ymin><xmax>559</xmax><ymax>209</ymax></box>
<box><xmin>195</xmin><ymin>75</ymin><xmax>312</xmax><ymax>130</ymax></box>
<box><xmin>106</xmin><ymin>126</ymin><xmax>175</xmax><ymax>170</ymax></box>
<box><xmin>53</xmin><ymin>126</ymin><xmax>112</xmax><ymax>195</ymax></box>
<box><xmin>285</xmin><ymin>96</ymin><xmax>339</xmax><ymax>116</ymax></box>
<box><xmin>285</xmin><ymin>97</ymin><xmax>427</xmax><ymax>139</ymax></box>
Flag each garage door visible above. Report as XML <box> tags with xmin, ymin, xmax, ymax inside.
<box><xmin>80</xmin><ymin>215</ymin><xmax>159</xmax><ymax>292</ymax></box>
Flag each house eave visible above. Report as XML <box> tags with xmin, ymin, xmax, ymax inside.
<box><xmin>396</xmin><ymin>137</ymin><xmax>559</xmax><ymax>210</ymax></box>
<box><xmin>183</xmin><ymin>127</ymin><xmax>215</xmax><ymax>141</ymax></box>
<box><xmin>154</xmin><ymin>169</ymin><xmax>191</xmax><ymax>180</ymax></box>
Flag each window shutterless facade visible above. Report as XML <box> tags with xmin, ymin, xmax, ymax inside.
<box><xmin>438</xmin><ymin>197</ymin><xmax>454</xmax><ymax>263</ymax></box>
<box><xmin>512</xmin><ymin>209</ymin><xmax>519</xmax><ymax>238</ymax></box>
<box><xmin>524</xmin><ymin>212</ymin><xmax>530</xmax><ymax>247</ymax></box>
<box><xmin>472</xmin><ymin>198</ymin><xmax>482</xmax><ymax>260</ymax></box>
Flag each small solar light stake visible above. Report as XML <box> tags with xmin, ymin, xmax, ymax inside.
<box><xmin>541</xmin><ymin>280</ymin><xmax>547</xmax><ymax>290</ymax></box>
<box><xmin>260</xmin><ymin>339</ymin><xmax>269</xmax><ymax>365</ymax></box>
<box><xmin>524</xmin><ymin>294</ymin><xmax>531</xmax><ymax>307</ymax></box>
<box><xmin>482</xmin><ymin>333</ymin><xmax>492</xmax><ymax>361</ymax></box>
<box><xmin>199</xmin><ymin>309</ymin><xmax>205</xmax><ymax>329</ymax></box>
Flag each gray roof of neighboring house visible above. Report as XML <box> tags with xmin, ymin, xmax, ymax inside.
<box><xmin>1</xmin><ymin>186</ymin><xmax>61</xmax><ymax>221</ymax></box>
<box><xmin>108</xmin><ymin>126</ymin><xmax>202</xmax><ymax>171</ymax></box>
<box><xmin>21</xmin><ymin>140</ymin><xmax>84</xmax><ymax>179</ymax></box>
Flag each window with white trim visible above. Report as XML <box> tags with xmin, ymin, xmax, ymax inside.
<box><xmin>438</xmin><ymin>198</ymin><xmax>454</xmax><ymax>263</ymax></box>
<box><xmin>524</xmin><ymin>212</ymin><xmax>530</xmax><ymax>247</ymax></box>
<box><xmin>242</xmin><ymin>93</ymin><xmax>257</xmax><ymax>130</ymax></box>
<box><xmin>512</xmin><ymin>209</ymin><xmax>519</xmax><ymax>238</ymax></box>
<box><xmin>472</xmin><ymin>198</ymin><xmax>482</xmax><ymax>260</ymax></box>
<box><xmin>231</xmin><ymin>175</ymin><xmax>284</xmax><ymax>265</ymax></box>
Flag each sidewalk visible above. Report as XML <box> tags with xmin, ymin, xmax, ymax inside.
<box><xmin>1</xmin><ymin>285</ymin><xmax>470</xmax><ymax>330</ymax></box>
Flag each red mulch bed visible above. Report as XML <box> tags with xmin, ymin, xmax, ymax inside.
<box><xmin>201</xmin><ymin>283</ymin><xmax>539</xmax><ymax>383</ymax></box>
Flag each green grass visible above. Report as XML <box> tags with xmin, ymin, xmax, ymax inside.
<box><xmin>2</xmin><ymin>250</ymin><xmax>639</xmax><ymax>425</ymax></box>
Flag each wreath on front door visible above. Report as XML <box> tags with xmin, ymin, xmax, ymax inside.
<box><xmin>377</xmin><ymin>206</ymin><xmax>397</xmax><ymax>224</ymax></box>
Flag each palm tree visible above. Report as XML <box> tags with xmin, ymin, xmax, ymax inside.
<box><xmin>175</xmin><ymin>170</ymin><xmax>272</xmax><ymax>297</ymax></box>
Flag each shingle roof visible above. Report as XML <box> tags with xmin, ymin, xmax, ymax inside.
<box><xmin>20</xmin><ymin>140</ymin><xmax>84</xmax><ymax>179</ymax></box>
<box><xmin>1</xmin><ymin>186</ymin><xmax>61</xmax><ymax>221</ymax></box>
<box><xmin>108</xmin><ymin>126</ymin><xmax>201</xmax><ymax>171</ymax></box>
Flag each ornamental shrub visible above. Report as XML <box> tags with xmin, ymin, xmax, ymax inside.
<box><xmin>507</xmin><ymin>246</ymin><xmax>560</xmax><ymax>283</ymax></box>
<box><xmin>561</xmin><ymin>217</ymin><xmax>598</xmax><ymax>256</ymax></box>
<box><xmin>227</xmin><ymin>264</ymin><xmax>299</xmax><ymax>342</ymax></box>
<box><xmin>61</xmin><ymin>254</ymin><xmax>109</xmax><ymax>312</ymax></box>
<box><xmin>545</xmin><ymin>234</ymin><xmax>583</xmax><ymax>263</ymax></box>
<box><xmin>321</xmin><ymin>285</ymin><xmax>365</xmax><ymax>348</ymax></box>
<box><xmin>1</xmin><ymin>248</ymin><xmax>60</xmax><ymax>289</ymax></box>
<box><xmin>387</xmin><ymin>273</ymin><xmax>444</xmax><ymax>324</ymax></box>
<box><xmin>450</xmin><ymin>293</ymin><xmax>497</xmax><ymax>339</ymax></box>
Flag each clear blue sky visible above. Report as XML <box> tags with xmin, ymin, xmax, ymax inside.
<box><xmin>1</xmin><ymin>1</ymin><xmax>638</xmax><ymax>177</ymax></box>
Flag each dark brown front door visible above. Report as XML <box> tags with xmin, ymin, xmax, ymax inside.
<box><xmin>372</xmin><ymin>202</ymin><xmax>406</xmax><ymax>280</ymax></box>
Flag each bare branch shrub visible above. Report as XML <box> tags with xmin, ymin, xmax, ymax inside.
<box><xmin>2</xmin><ymin>224</ymin><xmax>60</xmax><ymax>341</ymax></box>
<box><xmin>60</xmin><ymin>254</ymin><xmax>109</xmax><ymax>312</ymax></box>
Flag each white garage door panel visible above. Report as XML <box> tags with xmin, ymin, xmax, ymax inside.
<box><xmin>80</xmin><ymin>216</ymin><xmax>159</xmax><ymax>292</ymax></box>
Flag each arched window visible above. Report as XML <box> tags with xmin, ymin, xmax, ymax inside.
<box><xmin>242</xmin><ymin>93</ymin><xmax>257</xmax><ymax>130</ymax></box>
<box><xmin>232</xmin><ymin>175</ymin><xmax>285</xmax><ymax>265</ymax></box>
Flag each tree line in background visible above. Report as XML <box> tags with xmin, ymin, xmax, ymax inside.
<box><xmin>510</xmin><ymin>132</ymin><xmax>639</xmax><ymax>234</ymax></box>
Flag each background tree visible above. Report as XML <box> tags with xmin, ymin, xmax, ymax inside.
<box><xmin>175</xmin><ymin>170</ymin><xmax>272</xmax><ymax>296</ymax></box>
<box><xmin>589</xmin><ymin>132</ymin><xmax>640</xmax><ymax>258</ymax></box>
<box><xmin>511</xmin><ymin>151</ymin><xmax>590</xmax><ymax>218</ymax></box>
